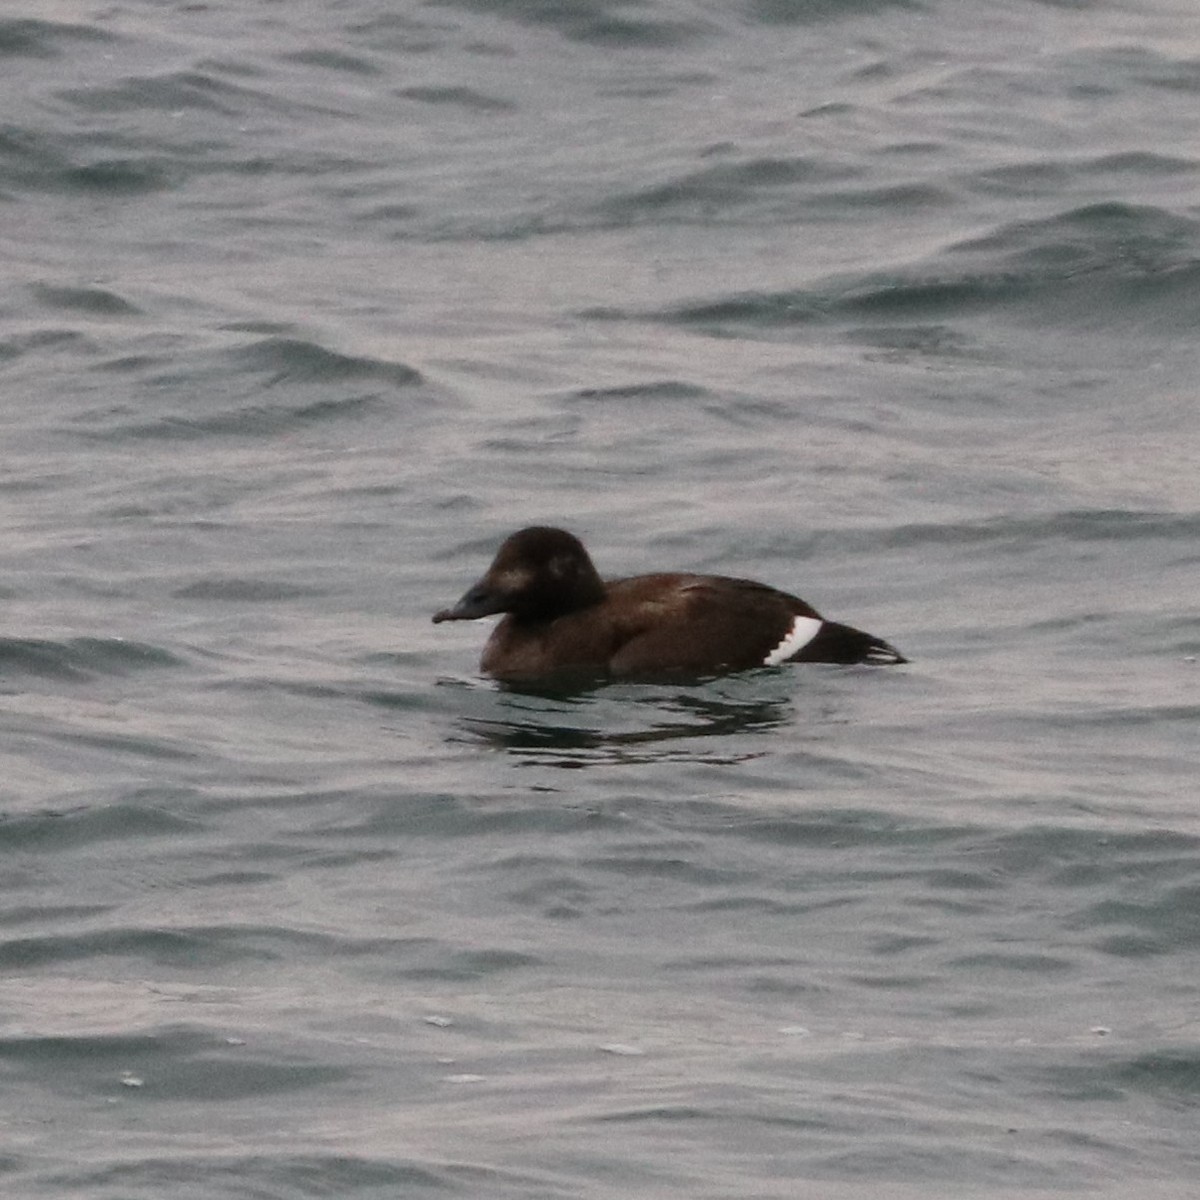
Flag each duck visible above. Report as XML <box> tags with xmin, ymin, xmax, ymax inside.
<box><xmin>433</xmin><ymin>526</ymin><xmax>906</xmax><ymax>682</ymax></box>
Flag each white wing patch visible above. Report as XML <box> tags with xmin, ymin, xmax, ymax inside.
<box><xmin>763</xmin><ymin>616</ymin><xmax>823</xmax><ymax>666</ymax></box>
<box><xmin>863</xmin><ymin>641</ymin><xmax>904</xmax><ymax>665</ymax></box>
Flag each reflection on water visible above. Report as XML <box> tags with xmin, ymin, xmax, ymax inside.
<box><xmin>444</xmin><ymin>671</ymin><xmax>810</xmax><ymax>767</ymax></box>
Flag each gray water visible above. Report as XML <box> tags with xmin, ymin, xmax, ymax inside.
<box><xmin>2</xmin><ymin>1</ymin><xmax>1198</xmax><ymax>1196</ymax></box>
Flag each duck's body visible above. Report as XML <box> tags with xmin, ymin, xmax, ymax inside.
<box><xmin>433</xmin><ymin>527</ymin><xmax>906</xmax><ymax>682</ymax></box>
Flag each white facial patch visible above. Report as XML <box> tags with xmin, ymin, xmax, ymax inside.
<box><xmin>495</xmin><ymin>567</ymin><xmax>533</xmax><ymax>593</ymax></box>
<box><xmin>763</xmin><ymin>616</ymin><xmax>823</xmax><ymax>666</ymax></box>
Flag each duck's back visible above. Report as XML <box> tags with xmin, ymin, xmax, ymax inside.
<box><xmin>482</xmin><ymin>572</ymin><xmax>836</xmax><ymax>680</ymax></box>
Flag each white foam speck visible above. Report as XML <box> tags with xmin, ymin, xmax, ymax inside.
<box><xmin>763</xmin><ymin>615</ymin><xmax>822</xmax><ymax>665</ymax></box>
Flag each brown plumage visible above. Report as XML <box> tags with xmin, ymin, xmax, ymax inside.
<box><xmin>433</xmin><ymin>527</ymin><xmax>906</xmax><ymax>682</ymax></box>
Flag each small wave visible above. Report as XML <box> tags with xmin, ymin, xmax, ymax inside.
<box><xmin>0</xmin><ymin>1028</ymin><xmax>206</xmax><ymax>1063</ymax></box>
<box><xmin>0</xmin><ymin>801</ymin><xmax>196</xmax><ymax>851</ymax></box>
<box><xmin>973</xmin><ymin>153</ymin><xmax>1198</xmax><ymax>199</ymax></box>
<box><xmin>0</xmin><ymin>902</ymin><xmax>109</xmax><ymax>927</ymax></box>
<box><xmin>430</xmin><ymin>0</ymin><xmax>709</xmax><ymax>47</ymax></box>
<box><xmin>229</xmin><ymin>337</ymin><xmax>424</xmax><ymax>388</ymax></box>
<box><xmin>389</xmin><ymin>946</ymin><xmax>545</xmax><ymax>982</ymax></box>
<box><xmin>63</xmin><ymin>158</ymin><xmax>172</xmax><ymax>195</ymax></box>
<box><xmin>0</xmin><ymin>1026</ymin><xmax>350</xmax><ymax>1100</ymax></box>
<box><xmin>0</xmin><ymin>927</ymin><xmax>231</xmax><ymax>970</ymax></box>
<box><xmin>571</xmin><ymin>380</ymin><xmax>710</xmax><ymax>402</ymax></box>
<box><xmin>0</xmin><ymin>126</ymin><xmax>171</xmax><ymax>195</ymax></box>
<box><xmin>398</xmin><ymin>85</ymin><xmax>516</xmax><ymax>112</ymax></box>
<box><xmin>602</xmin><ymin>202</ymin><xmax>1200</xmax><ymax>335</ymax></box>
<box><xmin>948</xmin><ymin>201</ymin><xmax>1200</xmax><ymax>276</ymax></box>
<box><xmin>0</xmin><ymin>16</ymin><xmax>116</xmax><ymax>59</ymax></box>
<box><xmin>1114</xmin><ymin>1048</ymin><xmax>1200</xmax><ymax>1097</ymax></box>
<box><xmin>0</xmin><ymin>636</ymin><xmax>182</xmax><ymax>681</ymax></box>
<box><xmin>1084</xmin><ymin>151</ymin><xmax>1199</xmax><ymax>176</ymax></box>
<box><xmin>173</xmin><ymin>579</ymin><xmax>324</xmax><ymax>602</ymax></box>
<box><xmin>51</xmin><ymin>1153</ymin><xmax>499</xmax><ymax>1195</ymax></box>
<box><xmin>746</xmin><ymin>0</ymin><xmax>923</xmax><ymax>24</ymax></box>
<box><xmin>0</xmin><ymin>923</ymin><xmax>423</xmax><ymax>971</ymax></box>
<box><xmin>589</xmin><ymin>164</ymin><xmax>949</xmax><ymax>232</ymax></box>
<box><xmin>29</xmin><ymin>283</ymin><xmax>141</xmax><ymax>317</ymax></box>
<box><xmin>1132</xmin><ymin>51</ymin><xmax>1200</xmax><ymax>96</ymax></box>
<box><xmin>869</xmin><ymin>509</ymin><xmax>1200</xmax><ymax>551</ymax></box>
<box><xmin>736</xmin><ymin>507</ymin><xmax>1199</xmax><ymax>565</ymax></box>
<box><xmin>1040</xmin><ymin>1045</ymin><xmax>1200</xmax><ymax>1105</ymax></box>
<box><xmin>627</xmin><ymin>288</ymin><xmax>827</xmax><ymax>328</ymax></box>
<box><xmin>596</xmin><ymin>156</ymin><xmax>859</xmax><ymax>224</ymax></box>
<box><xmin>80</xmin><ymin>336</ymin><xmax>429</xmax><ymax>442</ymax></box>
<box><xmin>109</xmin><ymin>394</ymin><xmax>386</xmax><ymax>442</ymax></box>
<box><xmin>55</xmin><ymin>69</ymin><xmax>272</xmax><ymax>117</ymax></box>
<box><xmin>282</xmin><ymin>48</ymin><xmax>382</xmax><ymax>76</ymax></box>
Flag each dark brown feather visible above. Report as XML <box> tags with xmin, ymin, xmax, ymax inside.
<box><xmin>434</xmin><ymin>527</ymin><xmax>906</xmax><ymax>681</ymax></box>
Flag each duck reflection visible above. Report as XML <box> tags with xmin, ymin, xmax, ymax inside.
<box><xmin>446</xmin><ymin>671</ymin><xmax>800</xmax><ymax>767</ymax></box>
